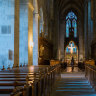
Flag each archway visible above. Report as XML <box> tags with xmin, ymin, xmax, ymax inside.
<box><xmin>65</xmin><ymin>41</ymin><xmax>78</xmax><ymax>65</ymax></box>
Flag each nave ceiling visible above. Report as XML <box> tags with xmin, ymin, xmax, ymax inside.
<box><xmin>55</xmin><ymin>0</ymin><xmax>85</xmax><ymax>19</ymax></box>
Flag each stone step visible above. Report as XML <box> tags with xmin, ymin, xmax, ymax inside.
<box><xmin>57</xmin><ymin>86</ymin><xmax>92</xmax><ymax>88</ymax></box>
<box><xmin>56</xmin><ymin>88</ymin><xmax>94</xmax><ymax>91</ymax></box>
<box><xmin>58</xmin><ymin>81</ymin><xmax>89</xmax><ymax>83</ymax></box>
<box><xmin>56</xmin><ymin>85</ymin><xmax>92</xmax><ymax>88</ymax></box>
<box><xmin>51</xmin><ymin>93</ymin><xmax>96</xmax><ymax>96</ymax></box>
<box><xmin>58</xmin><ymin>82</ymin><xmax>89</xmax><ymax>84</ymax></box>
<box><xmin>55</xmin><ymin>81</ymin><xmax>90</xmax><ymax>86</ymax></box>
<box><xmin>58</xmin><ymin>83</ymin><xmax>90</xmax><ymax>85</ymax></box>
<box><xmin>66</xmin><ymin>95</ymin><xmax>96</xmax><ymax>96</ymax></box>
<box><xmin>51</xmin><ymin>90</ymin><xmax>96</xmax><ymax>96</ymax></box>
<box><xmin>51</xmin><ymin>77</ymin><xmax>96</xmax><ymax>96</ymax></box>
<box><xmin>60</xmin><ymin>78</ymin><xmax>87</xmax><ymax>81</ymax></box>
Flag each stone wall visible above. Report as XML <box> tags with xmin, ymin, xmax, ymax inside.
<box><xmin>91</xmin><ymin>0</ymin><xmax>96</xmax><ymax>60</ymax></box>
<box><xmin>0</xmin><ymin>0</ymin><xmax>14</xmax><ymax>69</ymax></box>
<box><xmin>0</xmin><ymin>0</ymin><xmax>54</xmax><ymax>68</ymax></box>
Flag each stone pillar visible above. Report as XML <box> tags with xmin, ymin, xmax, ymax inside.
<box><xmin>88</xmin><ymin>0</ymin><xmax>91</xmax><ymax>58</ymax></box>
<box><xmin>59</xmin><ymin>20</ymin><xmax>65</xmax><ymax>61</ymax></box>
<box><xmin>28</xmin><ymin>0</ymin><xmax>34</xmax><ymax>66</ymax></box>
<box><xmin>49</xmin><ymin>21</ymin><xmax>53</xmax><ymax>41</ymax></box>
<box><xmin>48</xmin><ymin>21</ymin><xmax>51</xmax><ymax>40</ymax></box>
<box><xmin>84</xmin><ymin>2</ymin><xmax>88</xmax><ymax>59</ymax></box>
<box><xmin>33</xmin><ymin>13</ymin><xmax>39</xmax><ymax>65</ymax></box>
<box><xmin>93</xmin><ymin>0</ymin><xmax>96</xmax><ymax>40</ymax></box>
<box><xmin>19</xmin><ymin>0</ymin><xmax>28</xmax><ymax>65</ymax></box>
<box><xmin>38</xmin><ymin>15</ymin><xmax>40</xmax><ymax>59</ymax></box>
<box><xmin>14</xmin><ymin>0</ymin><xmax>19</xmax><ymax>67</ymax></box>
<box><xmin>55</xmin><ymin>11</ymin><xmax>60</xmax><ymax>60</ymax></box>
<box><xmin>84</xmin><ymin>1</ymin><xmax>88</xmax><ymax>59</ymax></box>
<box><xmin>78</xmin><ymin>17</ymin><xmax>84</xmax><ymax>62</ymax></box>
<box><xmin>91</xmin><ymin>0</ymin><xmax>96</xmax><ymax>60</ymax></box>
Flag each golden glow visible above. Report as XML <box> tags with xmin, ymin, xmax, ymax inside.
<box><xmin>68</xmin><ymin>43</ymin><xmax>75</xmax><ymax>54</ymax></box>
<box><xmin>29</xmin><ymin>66</ymin><xmax>34</xmax><ymax>72</ymax></box>
<box><xmin>30</xmin><ymin>41</ymin><xmax>34</xmax><ymax>48</ymax></box>
<box><xmin>28</xmin><ymin>3</ymin><xmax>34</xmax><ymax>11</ymax></box>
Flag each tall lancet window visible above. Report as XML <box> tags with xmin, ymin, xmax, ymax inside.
<box><xmin>66</xmin><ymin>11</ymin><xmax>77</xmax><ymax>37</ymax></box>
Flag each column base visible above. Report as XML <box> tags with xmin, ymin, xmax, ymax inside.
<box><xmin>13</xmin><ymin>64</ymin><xmax>19</xmax><ymax>68</ymax></box>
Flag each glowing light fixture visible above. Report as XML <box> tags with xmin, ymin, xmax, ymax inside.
<box><xmin>30</xmin><ymin>41</ymin><xmax>34</xmax><ymax>48</ymax></box>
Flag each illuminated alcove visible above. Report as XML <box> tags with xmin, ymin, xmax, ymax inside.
<box><xmin>65</xmin><ymin>41</ymin><xmax>78</xmax><ymax>64</ymax></box>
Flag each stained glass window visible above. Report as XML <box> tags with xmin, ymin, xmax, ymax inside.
<box><xmin>66</xmin><ymin>11</ymin><xmax>77</xmax><ymax>37</ymax></box>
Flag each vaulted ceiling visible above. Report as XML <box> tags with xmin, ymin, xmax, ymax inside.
<box><xmin>55</xmin><ymin>0</ymin><xmax>85</xmax><ymax>18</ymax></box>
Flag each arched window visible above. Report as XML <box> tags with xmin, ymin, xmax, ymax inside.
<box><xmin>66</xmin><ymin>11</ymin><xmax>77</xmax><ymax>37</ymax></box>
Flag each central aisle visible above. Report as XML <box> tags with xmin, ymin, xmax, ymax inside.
<box><xmin>50</xmin><ymin>67</ymin><xmax>96</xmax><ymax>96</ymax></box>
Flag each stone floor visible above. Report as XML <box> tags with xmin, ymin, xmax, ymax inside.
<box><xmin>50</xmin><ymin>67</ymin><xmax>96</xmax><ymax>96</ymax></box>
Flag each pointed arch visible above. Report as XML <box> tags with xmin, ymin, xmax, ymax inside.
<box><xmin>66</xmin><ymin>11</ymin><xmax>77</xmax><ymax>37</ymax></box>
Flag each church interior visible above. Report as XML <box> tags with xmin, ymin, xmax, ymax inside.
<box><xmin>0</xmin><ymin>0</ymin><xmax>96</xmax><ymax>96</ymax></box>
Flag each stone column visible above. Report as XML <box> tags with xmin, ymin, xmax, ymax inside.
<box><xmin>14</xmin><ymin>0</ymin><xmax>19</xmax><ymax>67</ymax></box>
<box><xmin>87</xmin><ymin>0</ymin><xmax>93</xmax><ymax>59</ymax></box>
<box><xmin>33</xmin><ymin>13</ymin><xmax>39</xmax><ymax>65</ymax></box>
<box><xmin>91</xmin><ymin>0</ymin><xmax>96</xmax><ymax>60</ymax></box>
<box><xmin>28</xmin><ymin>0</ymin><xmax>34</xmax><ymax>66</ymax></box>
<box><xmin>47</xmin><ymin>21</ymin><xmax>50</xmax><ymax>40</ymax></box>
<box><xmin>84</xmin><ymin>1</ymin><xmax>89</xmax><ymax>59</ymax></box>
<box><xmin>93</xmin><ymin>0</ymin><xmax>96</xmax><ymax>41</ymax></box>
<box><xmin>49</xmin><ymin>21</ymin><xmax>53</xmax><ymax>41</ymax></box>
<box><xmin>59</xmin><ymin>20</ymin><xmax>65</xmax><ymax>61</ymax></box>
<box><xmin>56</xmin><ymin>11</ymin><xmax>60</xmax><ymax>60</ymax></box>
<box><xmin>38</xmin><ymin>15</ymin><xmax>40</xmax><ymax>58</ymax></box>
<box><xmin>78</xmin><ymin>17</ymin><xmax>84</xmax><ymax>62</ymax></box>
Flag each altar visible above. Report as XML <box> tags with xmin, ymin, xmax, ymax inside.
<box><xmin>65</xmin><ymin>41</ymin><xmax>78</xmax><ymax>65</ymax></box>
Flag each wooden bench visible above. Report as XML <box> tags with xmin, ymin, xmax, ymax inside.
<box><xmin>0</xmin><ymin>66</ymin><xmax>47</xmax><ymax>95</ymax></box>
<box><xmin>0</xmin><ymin>64</ymin><xmax>61</xmax><ymax>96</ymax></box>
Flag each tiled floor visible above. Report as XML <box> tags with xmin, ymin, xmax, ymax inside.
<box><xmin>50</xmin><ymin>67</ymin><xmax>96</xmax><ymax>96</ymax></box>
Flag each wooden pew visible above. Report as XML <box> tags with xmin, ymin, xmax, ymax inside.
<box><xmin>0</xmin><ymin>66</ymin><xmax>49</xmax><ymax>95</ymax></box>
<box><xmin>0</xmin><ymin>64</ymin><xmax>61</xmax><ymax>96</ymax></box>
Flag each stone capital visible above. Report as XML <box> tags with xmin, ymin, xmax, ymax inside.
<box><xmin>28</xmin><ymin>3</ymin><xmax>34</xmax><ymax>12</ymax></box>
<box><xmin>33</xmin><ymin>13</ymin><xmax>40</xmax><ymax>20</ymax></box>
<box><xmin>34</xmin><ymin>13</ymin><xmax>40</xmax><ymax>18</ymax></box>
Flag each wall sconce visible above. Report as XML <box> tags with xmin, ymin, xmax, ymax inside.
<box><xmin>30</xmin><ymin>41</ymin><xmax>34</xmax><ymax>48</ymax></box>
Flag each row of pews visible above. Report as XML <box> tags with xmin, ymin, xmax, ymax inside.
<box><xmin>0</xmin><ymin>64</ymin><xmax>61</xmax><ymax>96</ymax></box>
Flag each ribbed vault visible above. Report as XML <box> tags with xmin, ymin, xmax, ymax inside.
<box><xmin>55</xmin><ymin>0</ymin><xmax>84</xmax><ymax>19</ymax></box>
